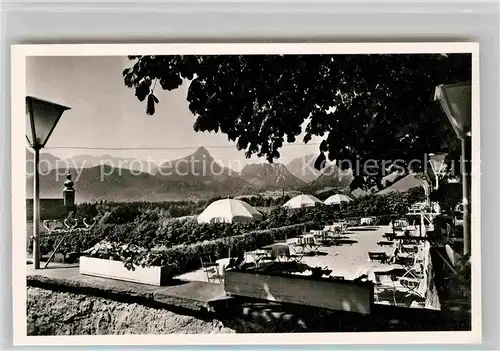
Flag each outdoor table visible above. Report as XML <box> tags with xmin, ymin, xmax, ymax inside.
<box><xmin>263</xmin><ymin>243</ymin><xmax>291</xmax><ymax>260</ymax></box>
<box><xmin>358</xmin><ymin>263</ymin><xmax>406</xmax><ymax>280</ymax></box>
<box><xmin>368</xmin><ymin>251</ymin><xmax>389</xmax><ymax>263</ymax></box>
<box><xmin>246</xmin><ymin>249</ymin><xmax>272</xmax><ymax>266</ymax></box>
<box><xmin>246</xmin><ymin>250</ymin><xmax>268</xmax><ymax>259</ymax></box>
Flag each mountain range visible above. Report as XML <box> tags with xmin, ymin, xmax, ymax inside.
<box><xmin>64</xmin><ymin>154</ymin><xmax>157</xmax><ymax>173</ymax></box>
<box><xmin>285</xmin><ymin>154</ymin><xmax>326</xmax><ymax>183</ymax></box>
<box><xmin>239</xmin><ymin>163</ymin><xmax>306</xmax><ymax>191</ymax></box>
<box><xmin>26</xmin><ymin>147</ymin><xmax>423</xmax><ymax>202</ymax></box>
<box><xmin>26</xmin><ymin>147</ymin><xmax>258</xmax><ymax>202</ymax></box>
<box><xmin>286</xmin><ymin>154</ymin><xmax>354</xmax><ymax>190</ymax></box>
<box><xmin>26</xmin><ymin>149</ymin><xmax>62</xmax><ymax>174</ymax></box>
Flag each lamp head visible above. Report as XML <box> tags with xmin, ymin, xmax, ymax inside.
<box><xmin>434</xmin><ymin>83</ymin><xmax>471</xmax><ymax>140</ymax></box>
<box><xmin>26</xmin><ymin>96</ymin><xmax>71</xmax><ymax>148</ymax></box>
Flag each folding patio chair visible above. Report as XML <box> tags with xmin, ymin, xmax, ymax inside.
<box><xmin>289</xmin><ymin>245</ymin><xmax>305</xmax><ymax>263</ymax></box>
<box><xmin>200</xmin><ymin>257</ymin><xmax>224</xmax><ymax>283</ymax></box>
<box><xmin>373</xmin><ymin>269</ymin><xmax>398</xmax><ymax>306</ymax></box>
<box><xmin>340</xmin><ymin>221</ymin><xmax>348</xmax><ymax>234</ymax></box>
<box><xmin>294</xmin><ymin>238</ymin><xmax>318</xmax><ymax>256</ymax></box>
<box><xmin>396</xmin><ymin>261</ymin><xmax>425</xmax><ymax>299</ymax></box>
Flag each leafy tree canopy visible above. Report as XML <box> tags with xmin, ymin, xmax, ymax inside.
<box><xmin>123</xmin><ymin>54</ymin><xmax>471</xmax><ymax>177</ymax></box>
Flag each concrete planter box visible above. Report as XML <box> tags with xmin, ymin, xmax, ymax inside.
<box><xmin>80</xmin><ymin>256</ymin><xmax>176</xmax><ymax>286</ymax></box>
<box><xmin>224</xmin><ymin>269</ymin><xmax>374</xmax><ymax>314</ymax></box>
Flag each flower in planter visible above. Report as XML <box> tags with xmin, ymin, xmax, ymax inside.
<box><xmin>309</xmin><ymin>266</ymin><xmax>333</xmax><ymax>278</ymax></box>
<box><xmin>83</xmin><ymin>240</ymin><xmax>177</xmax><ymax>271</ymax></box>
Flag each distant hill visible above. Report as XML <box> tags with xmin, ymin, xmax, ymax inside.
<box><xmin>26</xmin><ymin>164</ymin><xmax>253</xmax><ymax>203</ymax></box>
<box><xmin>158</xmin><ymin>147</ymin><xmax>229</xmax><ymax>178</ymax></box>
<box><xmin>26</xmin><ymin>165</ymin><xmax>178</xmax><ymax>202</ymax></box>
<box><xmin>351</xmin><ymin>188</ymin><xmax>372</xmax><ymax>199</ymax></box>
<box><xmin>26</xmin><ymin>149</ymin><xmax>158</xmax><ymax>175</ymax></box>
<box><xmin>157</xmin><ymin>146</ymin><xmax>255</xmax><ymax>194</ymax></box>
<box><xmin>309</xmin><ymin>164</ymin><xmax>354</xmax><ymax>189</ymax></box>
<box><xmin>26</xmin><ymin>147</ymin><xmax>259</xmax><ymax>202</ymax></box>
<box><xmin>26</xmin><ymin>149</ymin><xmax>62</xmax><ymax>174</ymax></box>
<box><xmin>314</xmin><ymin>186</ymin><xmax>351</xmax><ymax>200</ymax></box>
<box><xmin>286</xmin><ymin>154</ymin><xmax>330</xmax><ymax>183</ymax></box>
<box><xmin>377</xmin><ymin>173</ymin><xmax>424</xmax><ymax>195</ymax></box>
<box><xmin>64</xmin><ymin>154</ymin><xmax>157</xmax><ymax>174</ymax></box>
<box><xmin>381</xmin><ymin>171</ymin><xmax>405</xmax><ymax>188</ymax></box>
<box><xmin>239</xmin><ymin>163</ymin><xmax>306</xmax><ymax>191</ymax></box>
<box><xmin>315</xmin><ymin>186</ymin><xmax>341</xmax><ymax>195</ymax></box>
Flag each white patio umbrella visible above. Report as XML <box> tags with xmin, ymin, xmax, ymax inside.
<box><xmin>324</xmin><ymin>194</ymin><xmax>353</xmax><ymax>205</ymax></box>
<box><xmin>282</xmin><ymin>194</ymin><xmax>323</xmax><ymax>209</ymax></box>
<box><xmin>197</xmin><ymin>198</ymin><xmax>263</xmax><ymax>224</ymax></box>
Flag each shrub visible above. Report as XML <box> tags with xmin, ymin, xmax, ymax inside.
<box><xmin>32</xmin><ymin>188</ymin><xmax>423</xmax><ymax>257</ymax></box>
<box><xmin>83</xmin><ymin>241</ymin><xmax>179</xmax><ymax>271</ymax></box>
<box><xmin>35</xmin><ymin>216</ymin><xmax>299</xmax><ymax>257</ymax></box>
<box><xmin>263</xmin><ymin>187</ymin><xmax>425</xmax><ymax>227</ymax></box>
<box><xmin>82</xmin><ymin>222</ymin><xmax>310</xmax><ymax>275</ymax></box>
<box><xmin>150</xmin><ymin>222</ymin><xmax>312</xmax><ymax>275</ymax></box>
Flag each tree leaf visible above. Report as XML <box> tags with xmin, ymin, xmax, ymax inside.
<box><xmin>146</xmin><ymin>94</ymin><xmax>156</xmax><ymax>115</ymax></box>
<box><xmin>122</xmin><ymin>54</ymin><xmax>471</xmax><ymax>174</ymax></box>
<box><xmin>314</xmin><ymin>152</ymin><xmax>327</xmax><ymax>171</ymax></box>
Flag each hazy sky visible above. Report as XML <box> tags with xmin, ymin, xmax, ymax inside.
<box><xmin>26</xmin><ymin>56</ymin><xmax>323</xmax><ymax>171</ymax></box>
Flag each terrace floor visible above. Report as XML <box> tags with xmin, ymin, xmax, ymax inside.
<box><xmin>26</xmin><ymin>263</ymin><xmax>228</xmax><ymax>313</ymax></box>
<box><xmin>177</xmin><ymin>224</ymin><xmax>439</xmax><ymax>311</ymax></box>
<box><xmin>27</xmin><ymin>225</ymin><xmax>439</xmax><ymax>314</ymax></box>
<box><xmin>178</xmin><ymin>225</ymin><xmax>399</xmax><ymax>282</ymax></box>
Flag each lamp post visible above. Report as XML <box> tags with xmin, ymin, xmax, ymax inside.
<box><xmin>421</xmin><ymin>178</ymin><xmax>433</xmax><ymax>212</ymax></box>
<box><xmin>434</xmin><ymin>83</ymin><xmax>471</xmax><ymax>256</ymax></box>
<box><xmin>428</xmin><ymin>152</ymin><xmax>448</xmax><ymax>190</ymax></box>
<box><xmin>26</xmin><ymin>96</ymin><xmax>71</xmax><ymax>269</ymax></box>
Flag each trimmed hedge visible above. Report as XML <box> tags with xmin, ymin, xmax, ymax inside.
<box><xmin>34</xmin><ymin>215</ymin><xmax>311</xmax><ymax>261</ymax></box>
<box><xmin>269</xmin><ymin>187</ymin><xmax>426</xmax><ymax>227</ymax></box>
<box><xmin>32</xmin><ymin>188</ymin><xmax>423</xmax><ymax>261</ymax></box>
<box><xmin>150</xmin><ymin>222</ymin><xmax>313</xmax><ymax>275</ymax></box>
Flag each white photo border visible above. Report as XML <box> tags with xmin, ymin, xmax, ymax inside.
<box><xmin>11</xmin><ymin>42</ymin><xmax>481</xmax><ymax>346</ymax></box>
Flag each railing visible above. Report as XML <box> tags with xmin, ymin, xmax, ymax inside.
<box><xmin>41</xmin><ymin>217</ymin><xmax>96</xmax><ymax>268</ymax></box>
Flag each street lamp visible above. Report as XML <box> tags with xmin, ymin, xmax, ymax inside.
<box><xmin>434</xmin><ymin>82</ymin><xmax>471</xmax><ymax>256</ymax></box>
<box><xmin>428</xmin><ymin>152</ymin><xmax>448</xmax><ymax>190</ymax></box>
<box><xmin>26</xmin><ymin>96</ymin><xmax>71</xmax><ymax>269</ymax></box>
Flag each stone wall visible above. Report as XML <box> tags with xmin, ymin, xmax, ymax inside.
<box><xmin>27</xmin><ymin>287</ymin><xmax>235</xmax><ymax>335</ymax></box>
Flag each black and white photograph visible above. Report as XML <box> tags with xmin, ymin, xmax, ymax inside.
<box><xmin>12</xmin><ymin>43</ymin><xmax>480</xmax><ymax>345</ymax></box>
